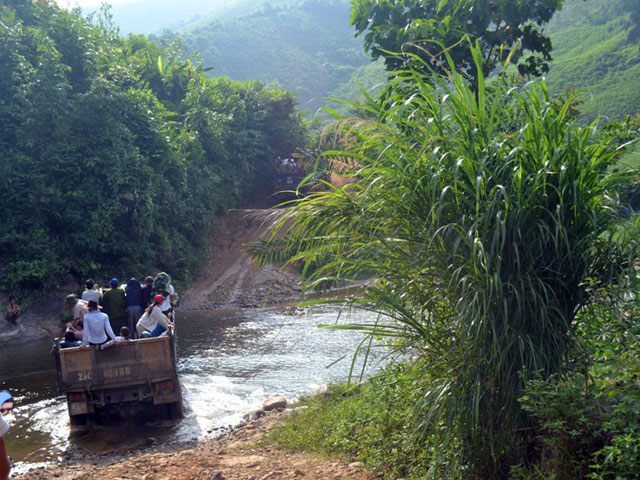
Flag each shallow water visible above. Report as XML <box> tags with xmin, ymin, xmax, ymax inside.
<box><xmin>0</xmin><ymin>306</ymin><xmax>382</xmax><ymax>474</ymax></box>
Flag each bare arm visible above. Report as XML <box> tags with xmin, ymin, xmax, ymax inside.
<box><xmin>104</xmin><ymin>315</ymin><xmax>117</xmax><ymax>341</ymax></box>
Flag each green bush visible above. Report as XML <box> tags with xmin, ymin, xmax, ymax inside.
<box><xmin>514</xmin><ymin>288</ymin><xmax>640</xmax><ymax>479</ymax></box>
<box><xmin>0</xmin><ymin>0</ymin><xmax>307</xmax><ymax>294</ymax></box>
<box><xmin>255</xmin><ymin>43</ymin><xmax>639</xmax><ymax>476</ymax></box>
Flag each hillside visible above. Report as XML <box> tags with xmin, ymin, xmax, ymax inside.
<box><xmin>172</xmin><ymin>0</ymin><xmax>639</xmax><ymax>122</ymax></box>
<box><xmin>545</xmin><ymin>0</ymin><xmax>640</xmax><ymax>121</ymax></box>
<box><xmin>181</xmin><ymin>0</ymin><xmax>381</xmax><ymax>116</ymax></box>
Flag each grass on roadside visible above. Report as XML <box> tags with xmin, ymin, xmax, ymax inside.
<box><xmin>263</xmin><ymin>363</ymin><xmax>435</xmax><ymax>479</ymax></box>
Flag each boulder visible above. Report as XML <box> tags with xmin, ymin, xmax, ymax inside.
<box><xmin>262</xmin><ymin>395</ymin><xmax>287</xmax><ymax>411</ymax></box>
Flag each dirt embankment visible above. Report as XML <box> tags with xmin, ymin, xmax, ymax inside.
<box><xmin>180</xmin><ymin>209</ymin><xmax>303</xmax><ymax>310</ymax></box>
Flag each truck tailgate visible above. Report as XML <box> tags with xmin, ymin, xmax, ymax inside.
<box><xmin>57</xmin><ymin>337</ymin><xmax>175</xmax><ymax>392</ymax></box>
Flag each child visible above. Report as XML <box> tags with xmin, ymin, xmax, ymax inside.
<box><xmin>100</xmin><ymin>326</ymin><xmax>131</xmax><ymax>350</ymax></box>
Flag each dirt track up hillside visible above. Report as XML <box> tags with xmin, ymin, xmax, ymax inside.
<box><xmin>180</xmin><ymin>209</ymin><xmax>302</xmax><ymax>310</ymax></box>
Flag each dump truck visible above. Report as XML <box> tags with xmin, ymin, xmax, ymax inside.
<box><xmin>53</xmin><ymin>329</ymin><xmax>182</xmax><ymax>424</ymax></box>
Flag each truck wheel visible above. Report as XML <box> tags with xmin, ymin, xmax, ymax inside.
<box><xmin>70</xmin><ymin>414</ymin><xmax>88</xmax><ymax>426</ymax></box>
<box><xmin>166</xmin><ymin>401</ymin><xmax>183</xmax><ymax>420</ymax></box>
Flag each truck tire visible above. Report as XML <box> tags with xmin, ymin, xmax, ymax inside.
<box><xmin>166</xmin><ymin>401</ymin><xmax>183</xmax><ymax>420</ymax></box>
<box><xmin>70</xmin><ymin>414</ymin><xmax>88</xmax><ymax>426</ymax></box>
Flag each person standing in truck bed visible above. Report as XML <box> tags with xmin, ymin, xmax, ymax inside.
<box><xmin>101</xmin><ymin>278</ymin><xmax>126</xmax><ymax>333</ymax></box>
<box><xmin>125</xmin><ymin>278</ymin><xmax>142</xmax><ymax>338</ymax></box>
<box><xmin>140</xmin><ymin>276</ymin><xmax>154</xmax><ymax>310</ymax></box>
<box><xmin>65</xmin><ymin>294</ymin><xmax>86</xmax><ymax>324</ymax></box>
<box><xmin>81</xmin><ymin>279</ymin><xmax>101</xmax><ymax>304</ymax></box>
<box><xmin>82</xmin><ymin>300</ymin><xmax>116</xmax><ymax>347</ymax></box>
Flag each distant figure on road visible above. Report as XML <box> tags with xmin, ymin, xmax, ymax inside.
<box><xmin>82</xmin><ymin>300</ymin><xmax>116</xmax><ymax>347</ymax></box>
<box><xmin>5</xmin><ymin>297</ymin><xmax>21</xmax><ymax>325</ymax></box>
<box><xmin>101</xmin><ymin>278</ymin><xmax>126</xmax><ymax>332</ymax></box>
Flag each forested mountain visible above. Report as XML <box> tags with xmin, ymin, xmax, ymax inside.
<box><xmin>545</xmin><ymin>0</ymin><xmax>640</xmax><ymax>121</ymax></box>
<box><xmin>180</xmin><ymin>0</ymin><xmax>380</xmax><ymax>115</ymax></box>
<box><xmin>0</xmin><ymin>0</ymin><xmax>306</xmax><ymax>293</ymax></box>
<box><xmin>173</xmin><ymin>0</ymin><xmax>639</xmax><ymax>122</ymax></box>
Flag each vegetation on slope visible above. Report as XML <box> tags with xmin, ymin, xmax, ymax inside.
<box><xmin>0</xmin><ymin>0</ymin><xmax>306</xmax><ymax>295</ymax></box>
<box><xmin>253</xmin><ymin>42</ymin><xmax>640</xmax><ymax>476</ymax></box>
<box><xmin>175</xmin><ymin>0</ymin><xmax>640</xmax><ymax>124</ymax></box>
<box><xmin>545</xmin><ymin>0</ymin><xmax>640</xmax><ymax>121</ymax></box>
<box><xmin>181</xmin><ymin>0</ymin><xmax>380</xmax><ymax>115</ymax></box>
<box><xmin>268</xmin><ymin>287</ymin><xmax>640</xmax><ymax>478</ymax></box>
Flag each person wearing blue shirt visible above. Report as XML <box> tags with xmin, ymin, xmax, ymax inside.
<box><xmin>82</xmin><ymin>300</ymin><xmax>116</xmax><ymax>347</ymax></box>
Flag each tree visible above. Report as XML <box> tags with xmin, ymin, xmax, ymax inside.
<box><xmin>350</xmin><ymin>0</ymin><xmax>574</xmax><ymax>88</ymax></box>
<box><xmin>0</xmin><ymin>1</ymin><xmax>307</xmax><ymax>293</ymax></box>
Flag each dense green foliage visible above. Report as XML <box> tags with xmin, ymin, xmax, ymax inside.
<box><xmin>254</xmin><ymin>47</ymin><xmax>639</xmax><ymax>476</ymax></box>
<box><xmin>266</xmin><ymin>367</ymin><xmax>434</xmax><ymax>478</ymax></box>
<box><xmin>180</xmin><ymin>0</ymin><xmax>383</xmax><ymax>115</ymax></box>
<box><xmin>0</xmin><ymin>0</ymin><xmax>306</xmax><ymax>294</ymax></box>
<box><xmin>515</xmin><ymin>289</ymin><xmax>640</xmax><ymax>479</ymax></box>
<box><xmin>350</xmin><ymin>0</ymin><xmax>570</xmax><ymax>87</ymax></box>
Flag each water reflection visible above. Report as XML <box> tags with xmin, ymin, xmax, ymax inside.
<box><xmin>0</xmin><ymin>306</ymin><xmax>381</xmax><ymax>473</ymax></box>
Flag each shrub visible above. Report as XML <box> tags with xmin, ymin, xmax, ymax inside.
<box><xmin>515</xmin><ymin>288</ymin><xmax>640</xmax><ymax>479</ymax></box>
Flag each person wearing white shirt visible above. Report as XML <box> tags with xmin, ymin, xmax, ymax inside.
<box><xmin>161</xmin><ymin>284</ymin><xmax>175</xmax><ymax>316</ymax></box>
<box><xmin>137</xmin><ymin>295</ymin><xmax>173</xmax><ymax>338</ymax></box>
<box><xmin>82</xmin><ymin>300</ymin><xmax>116</xmax><ymax>346</ymax></box>
<box><xmin>81</xmin><ymin>279</ymin><xmax>101</xmax><ymax>304</ymax></box>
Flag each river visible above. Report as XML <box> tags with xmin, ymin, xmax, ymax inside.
<box><xmin>0</xmin><ymin>306</ymin><xmax>383</xmax><ymax>475</ymax></box>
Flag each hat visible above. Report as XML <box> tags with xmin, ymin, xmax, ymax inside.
<box><xmin>154</xmin><ymin>294</ymin><xmax>164</xmax><ymax>304</ymax></box>
<box><xmin>0</xmin><ymin>391</ymin><xmax>13</xmax><ymax>408</ymax></box>
<box><xmin>110</xmin><ymin>278</ymin><xmax>119</xmax><ymax>287</ymax></box>
<box><xmin>65</xmin><ymin>294</ymin><xmax>78</xmax><ymax>304</ymax></box>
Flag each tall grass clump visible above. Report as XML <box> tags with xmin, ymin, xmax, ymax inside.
<box><xmin>255</xmin><ymin>45</ymin><xmax>639</xmax><ymax>477</ymax></box>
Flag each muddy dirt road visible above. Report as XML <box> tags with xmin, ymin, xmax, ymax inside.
<box><xmin>181</xmin><ymin>209</ymin><xmax>303</xmax><ymax>310</ymax></box>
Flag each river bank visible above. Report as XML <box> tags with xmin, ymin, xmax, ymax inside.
<box><xmin>15</xmin><ymin>408</ymin><xmax>372</xmax><ymax>480</ymax></box>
